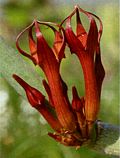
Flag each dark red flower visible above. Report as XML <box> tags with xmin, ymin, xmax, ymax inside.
<box><xmin>13</xmin><ymin>5</ymin><xmax>105</xmax><ymax>148</ymax></box>
<box><xmin>61</xmin><ymin>5</ymin><xmax>105</xmax><ymax>134</ymax></box>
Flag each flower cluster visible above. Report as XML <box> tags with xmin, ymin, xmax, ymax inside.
<box><xmin>13</xmin><ymin>5</ymin><xmax>105</xmax><ymax>148</ymax></box>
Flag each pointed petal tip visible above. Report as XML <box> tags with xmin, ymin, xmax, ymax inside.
<box><xmin>72</xmin><ymin>86</ymin><xmax>84</xmax><ymax>112</ymax></box>
<box><xmin>72</xmin><ymin>86</ymin><xmax>79</xmax><ymax>99</ymax></box>
<box><xmin>42</xmin><ymin>79</ymin><xmax>47</xmax><ymax>85</ymax></box>
<box><xmin>74</xmin><ymin>5</ymin><xmax>79</xmax><ymax>9</ymax></box>
<box><xmin>12</xmin><ymin>74</ymin><xmax>17</xmax><ymax>79</ymax></box>
<box><xmin>34</xmin><ymin>20</ymin><xmax>42</xmax><ymax>38</ymax></box>
<box><xmin>13</xmin><ymin>74</ymin><xmax>29</xmax><ymax>90</ymax></box>
<box><xmin>42</xmin><ymin>79</ymin><xmax>50</xmax><ymax>93</ymax></box>
<box><xmin>13</xmin><ymin>74</ymin><xmax>45</xmax><ymax>108</ymax></box>
<box><xmin>13</xmin><ymin>74</ymin><xmax>20</xmax><ymax>83</ymax></box>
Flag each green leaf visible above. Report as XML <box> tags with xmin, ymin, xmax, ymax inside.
<box><xmin>0</xmin><ymin>36</ymin><xmax>45</xmax><ymax>99</ymax></box>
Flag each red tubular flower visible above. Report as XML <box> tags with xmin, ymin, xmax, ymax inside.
<box><xmin>61</xmin><ymin>5</ymin><xmax>105</xmax><ymax>135</ymax></box>
<box><xmin>13</xmin><ymin>74</ymin><xmax>62</xmax><ymax>131</ymax></box>
<box><xmin>13</xmin><ymin>5</ymin><xmax>105</xmax><ymax>147</ymax></box>
<box><xmin>15</xmin><ymin>20</ymin><xmax>78</xmax><ymax>135</ymax></box>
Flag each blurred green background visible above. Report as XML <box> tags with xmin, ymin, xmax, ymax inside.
<box><xmin>0</xmin><ymin>0</ymin><xmax>119</xmax><ymax>158</ymax></box>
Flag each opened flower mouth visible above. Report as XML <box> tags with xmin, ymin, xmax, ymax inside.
<box><xmin>13</xmin><ymin>5</ymin><xmax>105</xmax><ymax>148</ymax></box>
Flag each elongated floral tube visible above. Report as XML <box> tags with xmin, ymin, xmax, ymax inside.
<box><xmin>15</xmin><ymin>20</ymin><xmax>77</xmax><ymax>131</ymax></box>
<box><xmin>34</xmin><ymin>21</ymin><xmax>77</xmax><ymax>131</ymax></box>
<box><xmin>61</xmin><ymin>5</ymin><xmax>105</xmax><ymax>134</ymax></box>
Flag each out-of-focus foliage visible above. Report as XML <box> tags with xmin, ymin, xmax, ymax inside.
<box><xmin>0</xmin><ymin>0</ymin><xmax>119</xmax><ymax>158</ymax></box>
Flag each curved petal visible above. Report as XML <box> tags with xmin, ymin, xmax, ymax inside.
<box><xmin>78</xmin><ymin>6</ymin><xmax>103</xmax><ymax>54</ymax></box>
<box><xmin>95</xmin><ymin>48</ymin><xmax>105</xmax><ymax>98</ymax></box>
<box><xmin>77</xmin><ymin>7</ymin><xmax>98</xmax><ymax>55</ymax></box>
<box><xmin>16</xmin><ymin>21</ymin><xmax>37</xmax><ymax>65</ymax></box>
<box><xmin>28</xmin><ymin>25</ymin><xmax>38</xmax><ymax>64</ymax></box>
<box><xmin>87</xmin><ymin>12</ymin><xmax>103</xmax><ymax>43</ymax></box>
<box><xmin>34</xmin><ymin>20</ymin><xmax>58</xmax><ymax>69</ymax></box>
<box><xmin>86</xmin><ymin>18</ymin><xmax>98</xmax><ymax>55</ymax></box>
<box><xmin>37</xmin><ymin>21</ymin><xmax>66</xmax><ymax>62</ymax></box>
<box><xmin>52</xmin><ymin>30</ymin><xmax>65</xmax><ymax>61</ymax></box>
<box><xmin>60</xmin><ymin>6</ymin><xmax>84</xmax><ymax>53</ymax></box>
<box><xmin>65</xmin><ymin>17</ymin><xmax>84</xmax><ymax>53</ymax></box>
